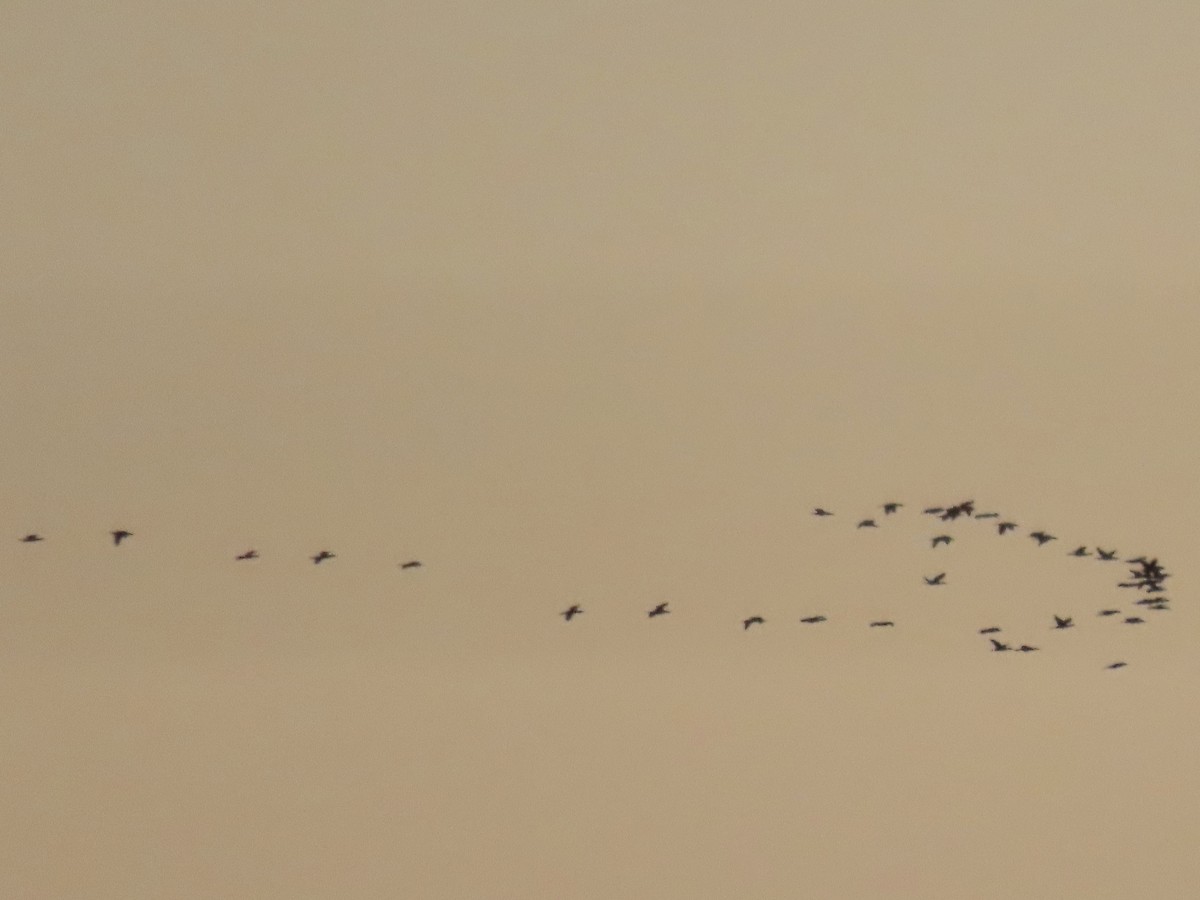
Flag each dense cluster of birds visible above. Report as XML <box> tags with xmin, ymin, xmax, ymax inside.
<box><xmin>559</xmin><ymin>499</ymin><xmax>1175</xmax><ymax>672</ymax></box>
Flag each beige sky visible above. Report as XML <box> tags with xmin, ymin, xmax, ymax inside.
<box><xmin>2</xmin><ymin>3</ymin><xmax>1198</xmax><ymax>898</ymax></box>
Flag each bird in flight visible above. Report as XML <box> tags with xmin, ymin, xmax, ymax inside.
<box><xmin>235</xmin><ymin>550</ymin><xmax>259</xmax><ymax>560</ymax></box>
<box><xmin>1106</xmin><ymin>662</ymin><xmax>1128</xmax><ymax>670</ymax></box>
<box><xmin>813</xmin><ymin>508</ymin><xmax>834</xmax><ymax>517</ymax></box>
<box><xmin>311</xmin><ymin>550</ymin><xmax>335</xmax><ymax>564</ymax></box>
<box><xmin>924</xmin><ymin>573</ymin><xmax>946</xmax><ymax>585</ymax></box>
<box><xmin>1098</xmin><ymin>609</ymin><xmax>1121</xmax><ymax>617</ymax></box>
<box><xmin>399</xmin><ymin>560</ymin><xmax>422</xmax><ymax>570</ymax></box>
<box><xmin>974</xmin><ymin>512</ymin><xmax>1000</xmax><ymax>519</ymax></box>
<box><xmin>1053</xmin><ymin>615</ymin><xmax>1074</xmax><ymax>629</ymax></box>
<box><xmin>1029</xmin><ymin>531</ymin><xmax>1056</xmax><ymax>546</ymax></box>
<box><xmin>990</xmin><ymin>639</ymin><xmax>1012</xmax><ymax>652</ymax></box>
<box><xmin>931</xmin><ymin>535</ymin><xmax>953</xmax><ymax>548</ymax></box>
<box><xmin>800</xmin><ymin>615</ymin><xmax>827</xmax><ymax>624</ymax></box>
<box><xmin>1134</xmin><ymin>597</ymin><xmax>1167</xmax><ymax>606</ymax></box>
<box><xmin>19</xmin><ymin>534</ymin><xmax>43</xmax><ymax>543</ymax></box>
<box><xmin>1147</xmin><ymin>601</ymin><xmax>1170</xmax><ymax>611</ymax></box>
<box><xmin>1069</xmin><ymin>546</ymin><xmax>1091</xmax><ymax>557</ymax></box>
<box><xmin>923</xmin><ymin>507</ymin><xmax>945</xmax><ymax>515</ymax></box>
<box><xmin>997</xmin><ymin>521</ymin><xmax>1018</xmax><ymax>535</ymax></box>
<box><xmin>869</xmin><ymin>620</ymin><xmax>895</xmax><ymax>627</ymax></box>
<box><xmin>979</xmin><ymin>626</ymin><xmax>1002</xmax><ymax>635</ymax></box>
<box><xmin>743</xmin><ymin>616</ymin><xmax>765</xmax><ymax>630</ymax></box>
<box><xmin>648</xmin><ymin>602</ymin><xmax>670</xmax><ymax>618</ymax></box>
<box><xmin>111</xmin><ymin>530</ymin><xmax>133</xmax><ymax>546</ymax></box>
<box><xmin>882</xmin><ymin>502</ymin><xmax>903</xmax><ymax>515</ymax></box>
<box><xmin>1096</xmin><ymin>548</ymin><xmax>1118</xmax><ymax>561</ymax></box>
<box><xmin>1124</xmin><ymin>616</ymin><xmax>1145</xmax><ymax>625</ymax></box>
<box><xmin>562</xmin><ymin>605</ymin><xmax>583</xmax><ymax>621</ymax></box>
<box><xmin>940</xmin><ymin>500</ymin><xmax>975</xmax><ymax>521</ymax></box>
<box><xmin>1017</xmin><ymin>645</ymin><xmax>1040</xmax><ymax>652</ymax></box>
<box><xmin>857</xmin><ymin>519</ymin><xmax>878</xmax><ymax>528</ymax></box>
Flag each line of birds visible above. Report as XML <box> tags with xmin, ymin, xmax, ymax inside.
<box><xmin>562</xmin><ymin>499</ymin><xmax>1174</xmax><ymax>672</ymax></box>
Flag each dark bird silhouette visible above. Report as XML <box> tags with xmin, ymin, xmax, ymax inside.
<box><xmin>882</xmin><ymin>503</ymin><xmax>903</xmax><ymax>515</ymax></box>
<box><xmin>1098</xmin><ymin>609</ymin><xmax>1121</xmax><ymax>617</ymax></box>
<box><xmin>111</xmin><ymin>530</ymin><xmax>133</xmax><ymax>546</ymax></box>
<box><xmin>997</xmin><ymin>521</ymin><xmax>1018</xmax><ymax>535</ymax></box>
<box><xmin>1096</xmin><ymin>548</ymin><xmax>1118</xmax><ymax>560</ymax></box>
<box><xmin>923</xmin><ymin>507</ymin><xmax>945</xmax><ymax>515</ymax></box>
<box><xmin>869</xmin><ymin>620</ymin><xmax>895</xmax><ymax>627</ymax></box>
<box><xmin>931</xmin><ymin>535</ymin><xmax>953</xmax><ymax>547</ymax></box>
<box><xmin>1053</xmin><ymin>615</ymin><xmax>1074</xmax><ymax>629</ymax></box>
<box><xmin>990</xmin><ymin>639</ymin><xmax>1011</xmax><ymax>652</ymax></box>
<box><xmin>1069</xmin><ymin>546</ymin><xmax>1091</xmax><ymax>557</ymax></box>
<box><xmin>743</xmin><ymin>616</ymin><xmax>765</xmax><ymax>630</ymax></box>
<box><xmin>648</xmin><ymin>602</ymin><xmax>670</xmax><ymax>618</ymax></box>
<box><xmin>562</xmin><ymin>604</ymin><xmax>583</xmax><ymax>621</ymax></box>
<box><xmin>1147</xmin><ymin>602</ymin><xmax>1170</xmax><ymax>611</ymax></box>
<box><xmin>311</xmin><ymin>550</ymin><xmax>335</xmax><ymax>564</ymax></box>
<box><xmin>979</xmin><ymin>627</ymin><xmax>1002</xmax><ymax>634</ymax></box>
<box><xmin>399</xmin><ymin>560</ymin><xmax>422</xmax><ymax>569</ymax></box>
<box><xmin>1134</xmin><ymin>597</ymin><xmax>1167</xmax><ymax>606</ymax></box>
<box><xmin>813</xmin><ymin>508</ymin><xmax>834</xmax><ymax>517</ymax></box>
<box><xmin>1017</xmin><ymin>645</ymin><xmax>1039</xmax><ymax>652</ymax></box>
<box><xmin>857</xmin><ymin>519</ymin><xmax>878</xmax><ymax>529</ymax></box>
<box><xmin>974</xmin><ymin>512</ymin><xmax>1000</xmax><ymax>519</ymax></box>
<box><xmin>19</xmin><ymin>534</ymin><xmax>44</xmax><ymax>543</ymax></box>
<box><xmin>924</xmin><ymin>573</ymin><xmax>946</xmax><ymax>585</ymax></box>
<box><xmin>1106</xmin><ymin>662</ymin><xmax>1128</xmax><ymax>670</ymax></box>
<box><xmin>800</xmin><ymin>615</ymin><xmax>827</xmax><ymax>624</ymax></box>
<box><xmin>1029</xmin><ymin>531</ymin><xmax>1056</xmax><ymax>546</ymax></box>
<box><xmin>235</xmin><ymin>550</ymin><xmax>259</xmax><ymax>560</ymax></box>
<box><xmin>1124</xmin><ymin>616</ymin><xmax>1145</xmax><ymax>624</ymax></box>
<box><xmin>940</xmin><ymin>500</ymin><xmax>975</xmax><ymax>520</ymax></box>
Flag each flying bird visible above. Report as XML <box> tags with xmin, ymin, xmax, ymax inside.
<box><xmin>235</xmin><ymin>550</ymin><xmax>259</xmax><ymax>560</ymax></box>
<box><xmin>399</xmin><ymin>560</ymin><xmax>422</xmax><ymax>569</ymax></box>
<box><xmin>1029</xmin><ymin>531</ymin><xmax>1056</xmax><ymax>546</ymax></box>
<box><xmin>990</xmin><ymin>639</ymin><xmax>1012</xmax><ymax>652</ymax></box>
<box><xmin>979</xmin><ymin>627</ymin><xmax>1002</xmax><ymax>634</ymax></box>
<box><xmin>997</xmin><ymin>521</ymin><xmax>1018</xmax><ymax>535</ymax></box>
<box><xmin>882</xmin><ymin>503</ymin><xmax>903</xmax><ymax>514</ymax></box>
<box><xmin>111</xmin><ymin>530</ymin><xmax>133</xmax><ymax>546</ymax></box>
<box><xmin>813</xmin><ymin>508</ymin><xmax>834</xmax><ymax>517</ymax></box>
<box><xmin>19</xmin><ymin>534</ymin><xmax>43</xmax><ymax>543</ymax></box>
<box><xmin>562</xmin><ymin>605</ymin><xmax>583</xmax><ymax>621</ymax></box>
<box><xmin>1147</xmin><ymin>602</ymin><xmax>1170</xmax><ymax>611</ymax></box>
<box><xmin>923</xmin><ymin>507</ymin><xmax>945</xmax><ymax>515</ymax></box>
<box><xmin>974</xmin><ymin>512</ymin><xmax>1000</xmax><ymax>519</ymax></box>
<box><xmin>1106</xmin><ymin>662</ymin><xmax>1128</xmax><ymax>670</ymax></box>
<box><xmin>800</xmin><ymin>615</ymin><xmax>827</xmax><ymax>624</ymax></box>
<box><xmin>1124</xmin><ymin>616</ymin><xmax>1145</xmax><ymax>625</ymax></box>
<box><xmin>1098</xmin><ymin>609</ymin><xmax>1121</xmax><ymax>617</ymax></box>
<box><xmin>648</xmin><ymin>602</ymin><xmax>670</xmax><ymax>618</ymax></box>
<box><xmin>1053</xmin><ymin>615</ymin><xmax>1074</xmax><ymax>629</ymax></box>
<box><xmin>857</xmin><ymin>519</ymin><xmax>878</xmax><ymax>529</ymax></box>
<box><xmin>1069</xmin><ymin>546</ymin><xmax>1091</xmax><ymax>557</ymax></box>
<box><xmin>1017</xmin><ymin>645</ymin><xmax>1040</xmax><ymax>652</ymax></box>
<box><xmin>1096</xmin><ymin>548</ymin><xmax>1118</xmax><ymax>560</ymax></box>
<box><xmin>924</xmin><ymin>573</ymin><xmax>946</xmax><ymax>585</ymax></box>
<box><xmin>931</xmin><ymin>535</ymin><xmax>953</xmax><ymax>548</ymax></box>
<box><xmin>743</xmin><ymin>616</ymin><xmax>765</xmax><ymax>630</ymax></box>
<box><xmin>869</xmin><ymin>620</ymin><xmax>895</xmax><ymax>627</ymax></box>
<box><xmin>311</xmin><ymin>550</ymin><xmax>335</xmax><ymax>564</ymax></box>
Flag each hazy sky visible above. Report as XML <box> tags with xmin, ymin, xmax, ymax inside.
<box><xmin>2</xmin><ymin>3</ymin><xmax>1198</xmax><ymax>898</ymax></box>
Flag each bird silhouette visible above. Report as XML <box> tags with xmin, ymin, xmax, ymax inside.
<box><xmin>1096</xmin><ymin>548</ymin><xmax>1118</xmax><ymax>560</ymax></box>
<box><xmin>990</xmin><ymin>639</ymin><xmax>1011</xmax><ymax>652</ymax></box>
<box><xmin>1053</xmin><ymin>615</ymin><xmax>1074</xmax><ymax>629</ymax></box>
<box><xmin>1147</xmin><ymin>602</ymin><xmax>1170</xmax><ymax>611</ymax></box>
<box><xmin>931</xmin><ymin>535</ymin><xmax>953</xmax><ymax>548</ymax></box>
<box><xmin>800</xmin><ymin>615</ymin><xmax>827</xmax><ymax>624</ymax></box>
<box><xmin>1134</xmin><ymin>597</ymin><xmax>1167</xmax><ymax>606</ymax></box>
<box><xmin>399</xmin><ymin>560</ymin><xmax>422</xmax><ymax>569</ymax></box>
<box><xmin>869</xmin><ymin>620</ymin><xmax>895</xmax><ymax>627</ymax></box>
<box><xmin>111</xmin><ymin>530</ymin><xmax>133</xmax><ymax>546</ymax></box>
<box><xmin>813</xmin><ymin>508</ymin><xmax>834</xmax><ymax>517</ymax></box>
<box><xmin>1017</xmin><ymin>645</ymin><xmax>1040</xmax><ymax>652</ymax></box>
<box><xmin>1029</xmin><ymin>531</ymin><xmax>1056</xmax><ymax>546</ymax></box>
<box><xmin>19</xmin><ymin>534</ymin><xmax>43</xmax><ymax>543</ymax></box>
<box><xmin>235</xmin><ymin>550</ymin><xmax>259</xmax><ymax>560</ymax></box>
<box><xmin>940</xmin><ymin>500</ymin><xmax>975</xmax><ymax>520</ymax></box>
<box><xmin>743</xmin><ymin>616</ymin><xmax>765</xmax><ymax>630</ymax></box>
<box><xmin>974</xmin><ymin>512</ymin><xmax>1000</xmax><ymax>519</ymax></box>
<box><xmin>1106</xmin><ymin>662</ymin><xmax>1128</xmax><ymax>670</ymax></box>
<box><xmin>311</xmin><ymin>550</ymin><xmax>335</xmax><ymax>564</ymax></box>
<box><xmin>648</xmin><ymin>602</ymin><xmax>670</xmax><ymax>618</ymax></box>
<box><xmin>1069</xmin><ymin>546</ymin><xmax>1091</xmax><ymax>557</ymax></box>
<box><xmin>1123</xmin><ymin>616</ymin><xmax>1145</xmax><ymax>624</ymax></box>
<box><xmin>562</xmin><ymin>605</ymin><xmax>583</xmax><ymax>621</ymax></box>
<box><xmin>882</xmin><ymin>503</ymin><xmax>903</xmax><ymax>514</ymax></box>
<box><xmin>1098</xmin><ymin>609</ymin><xmax>1121</xmax><ymax>617</ymax></box>
<box><xmin>924</xmin><ymin>573</ymin><xmax>946</xmax><ymax>585</ymax></box>
<box><xmin>857</xmin><ymin>519</ymin><xmax>878</xmax><ymax>529</ymax></box>
<box><xmin>979</xmin><ymin>627</ymin><xmax>1002</xmax><ymax>634</ymax></box>
<box><xmin>997</xmin><ymin>521</ymin><xmax>1018</xmax><ymax>535</ymax></box>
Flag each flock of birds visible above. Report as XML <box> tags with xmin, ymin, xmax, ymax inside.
<box><xmin>559</xmin><ymin>499</ymin><xmax>1174</xmax><ymax>671</ymax></box>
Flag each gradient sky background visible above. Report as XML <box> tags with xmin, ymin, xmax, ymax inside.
<box><xmin>2</xmin><ymin>2</ymin><xmax>1198</xmax><ymax>898</ymax></box>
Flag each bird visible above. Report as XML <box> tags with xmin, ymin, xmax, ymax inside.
<box><xmin>1147</xmin><ymin>602</ymin><xmax>1170</xmax><ymax>611</ymax></box>
<box><xmin>648</xmin><ymin>602</ymin><xmax>670</xmax><ymax>618</ymax></box>
<box><xmin>19</xmin><ymin>534</ymin><xmax>43</xmax><ymax>543</ymax></box>
<box><xmin>1096</xmin><ymin>548</ymin><xmax>1118</xmax><ymax>561</ymax></box>
<box><xmin>990</xmin><ymin>639</ymin><xmax>1012</xmax><ymax>652</ymax></box>
<box><xmin>1053</xmin><ymin>615</ymin><xmax>1074</xmax><ymax>629</ymax></box>
<box><xmin>1124</xmin><ymin>616</ymin><xmax>1145</xmax><ymax>624</ymax></box>
<box><xmin>882</xmin><ymin>502</ymin><xmax>903</xmax><ymax>515</ymax></box>
<box><xmin>743</xmin><ymin>616</ymin><xmax>765</xmax><ymax>630</ymax></box>
<box><xmin>940</xmin><ymin>500</ymin><xmax>975</xmax><ymax>520</ymax></box>
<box><xmin>311</xmin><ymin>550</ymin><xmax>335</xmax><ymax>564</ymax></box>
<box><xmin>111</xmin><ymin>530</ymin><xmax>133</xmax><ymax>546</ymax></box>
<box><xmin>399</xmin><ymin>560</ymin><xmax>422</xmax><ymax>569</ymax></box>
<box><xmin>1030</xmin><ymin>531</ymin><xmax>1056</xmax><ymax>546</ymax></box>
<box><xmin>857</xmin><ymin>519</ymin><xmax>878</xmax><ymax>529</ymax></box>
<box><xmin>1017</xmin><ymin>645</ymin><xmax>1040</xmax><ymax>652</ymax></box>
<box><xmin>923</xmin><ymin>506</ymin><xmax>945</xmax><ymax>515</ymax></box>
<box><xmin>974</xmin><ymin>512</ymin><xmax>1000</xmax><ymax>519</ymax></box>
<box><xmin>869</xmin><ymin>620</ymin><xmax>895</xmax><ymax>627</ymax></box>
<box><xmin>813</xmin><ymin>508</ymin><xmax>834</xmax><ymax>517</ymax></box>
<box><xmin>979</xmin><ymin>627</ymin><xmax>1002</xmax><ymax>634</ymax></box>
<box><xmin>931</xmin><ymin>535</ymin><xmax>953</xmax><ymax>548</ymax></box>
<box><xmin>562</xmin><ymin>605</ymin><xmax>583</xmax><ymax>621</ymax></box>
<box><xmin>1098</xmin><ymin>609</ymin><xmax>1121</xmax><ymax>617</ymax></box>
<box><xmin>800</xmin><ymin>615</ymin><xmax>827</xmax><ymax>624</ymax></box>
<box><xmin>1106</xmin><ymin>662</ymin><xmax>1128</xmax><ymax>670</ymax></box>
<box><xmin>235</xmin><ymin>550</ymin><xmax>259</xmax><ymax>560</ymax></box>
<box><xmin>997</xmin><ymin>521</ymin><xmax>1018</xmax><ymax>535</ymax></box>
<box><xmin>1134</xmin><ymin>597</ymin><xmax>1167</xmax><ymax>606</ymax></box>
<box><xmin>924</xmin><ymin>573</ymin><xmax>946</xmax><ymax>585</ymax></box>
<box><xmin>1069</xmin><ymin>546</ymin><xmax>1091</xmax><ymax>557</ymax></box>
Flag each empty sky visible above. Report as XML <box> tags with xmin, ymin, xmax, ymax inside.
<box><xmin>2</xmin><ymin>3</ymin><xmax>1198</xmax><ymax>898</ymax></box>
